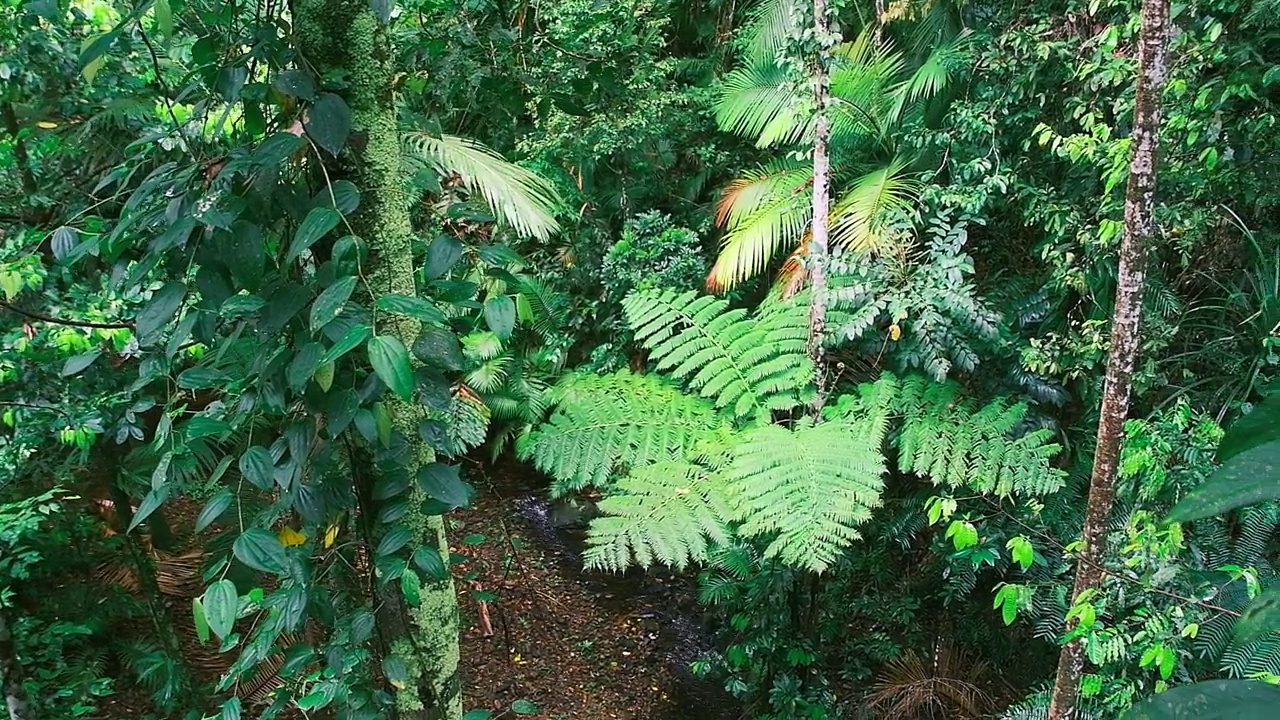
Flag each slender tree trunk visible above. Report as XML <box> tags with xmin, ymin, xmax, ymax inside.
<box><xmin>0</xmin><ymin>609</ymin><xmax>28</xmax><ymax>720</ymax></box>
<box><xmin>1047</xmin><ymin>1</ymin><xmax>1170</xmax><ymax>716</ymax></box>
<box><xmin>808</xmin><ymin>0</ymin><xmax>834</xmax><ymax>416</ymax></box>
<box><xmin>295</xmin><ymin>3</ymin><xmax>462</xmax><ymax>719</ymax></box>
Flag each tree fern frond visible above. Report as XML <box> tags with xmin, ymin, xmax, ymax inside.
<box><xmin>403</xmin><ymin>132</ymin><xmax>561</xmax><ymax>240</ymax></box>
<box><xmin>623</xmin><ymin>289</ymin><xmax>813</xmax><ymax>420</ymax></box>
<box><xmin>584</xmin><ymin>462</ymin><xmax>733</xmax><ymax>571</ymax></box>
<box><xmin>518</xmin><ymin>371</ymin><xmax>731</xmax><ymax>493</ymax></box>
<box><xmin>894</xmin><ymin>375</ymin><xmax>1066</xmax><ymax>496</ymax></box>
<box><xmin>727</xmin><ymin>417</ymin><xmax>889</xmax><ymax>572</ymax></box>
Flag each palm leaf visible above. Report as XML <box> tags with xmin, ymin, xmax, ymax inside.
<box><xmin>403</xmin><ymin>132</ymin><xmax>561</xmax><ymax>240</ymax></box>
<box><xmin>741</xmin><ymin>0</ymin><xmax>801</xmax><ymax>63</ymax></box>
<box><xmin>709</xmin><ymin>162</ymin><xmax>813</xmax><ymax>291</ymax></box>
<box><xmin>829</xmin><ymin>159</ymin><xmax>920</xmax><ymax>254</ymax></box>
<box><xmin>715</xmin><ymin>59</ymin><xmax>807</xmax><ymax>147</ymax></box>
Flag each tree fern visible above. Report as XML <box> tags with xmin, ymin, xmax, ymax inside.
<box><xmin>517</xmin><ymin>371</ymin><xmax>731</xmax><ymax>494</ymax></box>
<box><xmin>623</xmin><ymin>288</ymin><xmax>812</xmax><ymax>421</ymax></box>
<box><xmin>894</xmin><ymin>375</ymin><xmax>1066</xmax><ymax>496</ymax></box>
<box><xmin>583</xmin><ymin>462</ymin><xmax>734</xmax><ymax>571</ymax></box>
<box><xmin>727</xmin><ymin>415</ymin><xmax>889</xmax><ymax>573</ymax></box>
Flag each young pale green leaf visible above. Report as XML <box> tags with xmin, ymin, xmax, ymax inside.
<box><xmin>401</xmin><ymin>567</ymin><xmax>422</xmax><ymax>606</ymax></box>
<box><xmin>239</xmin><ymin>446</ymin><xmax>275</xmax><ymax>491</ymax></box>
<box><xmin>1167</xmin><ymin>440</ymin><xmax>1280</xmax><ymax>522</ymax></box>
<box><xmin>286</xmin><ymin>207</ymin><xmax>341</xmax><ymax>262</ymax></box>
<box><xmin>310</xmin><ymin>276</ymin><xmax>358</xmax><ymax>332</ymax></box>
<box><xmin>313</xmin><ymin>361</ymin><xmax>335</xmax><ymax>392</ymax></box>
<box><xmin>203</xmin><ymin>579</ymin><xmax>238</xmax><ymax>639</ymax></box>
<box><xmin>368</xmin><ymin>335</ymin><xmax>416</xmax><ymax>400</ymax></box>
<box><xmin>195</xmin><ymin>491</ymin><xmax>233</xmax><ymax>532</ymax></box>
<box><xmin>233</xmin><ymin>529</ymin><xmax>289</xmax><ymax>574</ymax></box>
<box><xmin>192</xmin><ymin>597</ymin><xmax>210</xmax><ymax>644</ymax></box>
<box><xmin>137</xmin><ymin>281</ymin><xmax>186</xmax><ymax>344</ymax></box>
<box><xmin>484</xmin><ymin>295</ymin><xmax>516</xmax><ymax>339</ymax></box>
<box><xmin>511</xmin><ymin>700</ymin><xmax>540</xmax><ymax>716</ymax></box>
<box><xmin>305</xmin><ymin>93</ymin><xmax>352</xmax><ymax>157</ymax></box>
<box><xmin>377</xmin><ymin>294</ymin><xmax>446</xmax><ymax>325</ymax></box>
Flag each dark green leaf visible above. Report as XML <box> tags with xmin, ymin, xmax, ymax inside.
<box><xmin>51</xmin><ymin>226</ymin><xmax>78</xmax><ymax>261</ymax></box>
<box><xmin>295</xmin><ymin>688</ymin><xmax>331</xmax><ymax>711</ymax></box>
<box><xmin>463</xmin><ymin>533</ymin><xmax>486</xmax><ymax>545</ymax></box>
<box><xmin>316</xmin><ymin>180</ymin><xmax>360</xmax><ymax>214</ymax></box>
<box><xmin>220</xmin><ymin>697</ymin><xmax>242</xmax><ymax>720</ymax></box>
<box><xmin>382</xmin><ymin>656</ymin><xmax>409</xmax><ymax>687</ymax></box>
<box><xmin>412</xmin><ymin>325</ymin><xmax>465</xmax><ymax>371</ymax></box>
<box><xmin>373</xmin><ymin>473</ymin><xmax>411</xmax><ymax>501</ymax></box>
<box><xmin>203</xmin><ymin>579</ymin><xmax>238</xmax><ymax>639</ymax></box>
<box><xmin>177</xmin><ymin>366</ymin><xmax>228</xmax><ymax>390</ymax></box>
<box><xmin>484</xmin><ymin>295</ymin><xmax>516</xmax><ymax>339</ymax></box>
<box><xmin>511</xmin><ymin>700</ymin><xmax>539</xmax><ymax>716</ymax></box>
<box><xmin>129</xmin><ymin>486</ymin><xmax>168</xmax><ymax>532</ymax></box>
<box><xmin>186</xmin><ymin>416</ymin><xmax>231</xmax><ymax>439</ymax></box>
<box><xmin>137</xmin><ymin>282</ymin><xmax>186</xmax><ymax>344</ymax></box>
<box><xmin>273</xmin><ymin>70</ymin><xmax>315</xmax><ymax>100</ymax></box>
<box><xmin>425</xmin><ymin>235</ymin><xmax>464</xmax><ymax>279</ymax></box>
<box><xmin>474</xmin><ymin>590</ymin><xmax>498</xmax><ymax>602</ymax></box>
<box><xmin>1236</xmin><ymin>586</ymin><xmax>1280</xmax><ymax>645</ymax></box>
<box><xmin>61</xmin><ymin>350</ymin><xmax>102</xmax><ymax>377</ymax></box>
<box><xmin>1220</xmin><ymin>395</ymin><xmax>1280</xmax><ymax>462</ymax></box>
<box><xmin>1122</xmin><ymin>680</ymin><xmax>1280</xmax><ymax>719</ymax></box>
<box><xmin>239</xmin><ymin>446</ymin><xmax>275</xmax><ymax>491</ymax></box>
<box><xmin>368</xmin><ymin>335</ymin><xmax>415</xmax><ymax>400</ymax></box>
<box><xmin>287</xmin><ymin>343</ymin><xmax>325</xmax><ymax>390</ymax></box>
<box><xmin>1167</xmin><ymin>441</ymin><xmax>1280</xmax><ymax>522</ymax></box>
<box><xmin>196</xmin><ymin>491</ymin><xmax>233</xmax><ymax>532</ymax></box>
<box><xmin>233</xmin><ymin>529</ymin><xmax>288</xmax><ymax>574</ymax></box>
<box><xmin>322</xmin><ymin>323</ymin><xmax>373</xmax><ymax>364</ymax></box>
<box><xmin>310</xmin><ymin>277</ymin><xmax>358</xmax><ymax>332</ymax></box>
<box><xmin>417</xmin><ymin>463</ymin><xmax>472</xmax><ymax>509</ymax></box>
<box><xmin>287</xmin><ymin>207</ymin><xmax>341</xmax><ymax>263</ymax></box>
<box><xmin>401</xmin><ymin>567</ymin><xmax>421</xmax><ymax>606</ymax></box>
<box><xmin>412</xmin><ymin>545</ymin><xmax>448</xmax><ymax>581</ymax></box>
<box><xmin>463</xmin><ymin>711</ymin><xmax>493</xmax><ymax>720</ymax></box>
<box><xmin>377</xmin><ymin>294</ymin><xmax>446</xmax><ymax>324</ymax></box>
<box><xmin>376</xmin><ymin>525</ymin><xmax>412</xmax><ymax>557</ymax></box>
<box><xmin>305</xmin><ymin>94</ymin><xmax>352</xmax><ymax>157</ymax></box>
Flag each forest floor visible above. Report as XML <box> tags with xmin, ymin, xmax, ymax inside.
<box><xmin>452</xmin><ymin>461</ymin><xmax>739</xmax><ymax>720</ymax></box>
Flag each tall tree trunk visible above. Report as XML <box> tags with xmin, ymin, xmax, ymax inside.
<box><xmin>0</xmin><ymin>609</ymin><xmax>28</xmax><ymax>720</ymax></box>
<box><xmin>808</xmin><ymin>0</ymin><xmax>834</xmax><ymax>416</ymax></box>
<box><xmin>295</xmin><ymin>4</ymin><xmax>462</xmax><ymax>719</ymax></box>
<box><xmin>1047</xmin><ymin>0</ymin><xmax>1170</xmax><ymax>716</ymax></box>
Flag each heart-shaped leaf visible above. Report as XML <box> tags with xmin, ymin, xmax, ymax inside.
<box><xmin>368</xmin><ymin>335</ymin><xmax>415</xmax><ymax>400</ymax></box>
<box><xmin>305</xmin><ymin>93</ymin><xmax>352</xmax><ymax>157</ymax></box>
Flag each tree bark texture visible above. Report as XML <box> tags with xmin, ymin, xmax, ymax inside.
<box><xmin>295</xmin><ymin>4</ymin><xmax>462</xmax><ymax>719</ymax></box>
<box><xmin>807</xmin><ymin>0</ymin><xmax>833</xmax><ymax>417</ymax></box>
<box><xmin>0</xmin><ymin>610</ymin><xmax>29</xmax><ymax>720</ymax></box>
<box><xmin>1047</xmin><ymin>0</ymin><xmax>1170</xmax><ymax>717</ymax></box>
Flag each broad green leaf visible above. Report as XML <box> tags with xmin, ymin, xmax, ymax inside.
<box><xmin>401</xmin><ymin>567</ymin><xmax>421</xmax><ymax>606</ymax></box>
<box><xmin>425</xmin><ymin>235</ymin><xmax>463</xmax><ymax>279</ymax></box>
<box><xmin>484</xmin><ymin>295</ymin><xmax>516</xmax><ymax>339</ymax></box>
<box><xmin>287</xmin><ymin>207</ymin><xmax>341</xmax><ymax>262</ymax></box>
<box><xmin>192</xmin><ymin>597</ymin><xmax>210</xmax><ymax>644</ymax></box>
<box><xmin>368</xmin><ymin>335</ymin><xmax>415</xmax><ymax>399</ymax></box>
<box><xmin>203</xmin><ymin>579</ymin><xmax>238</xmax><ymax>639</ymax></box>
<box><xmin>154</xmin><ymin>0</ymin><xmax>173</xmax><ymax>36</ymax></box>
<box><xmin>1167</xmin><ymin>441</ymin><xmax>1280</xmax><ymax>523</ymax></box>
<box><xmin>239</xmin><ymin>446</ymin><xmax>275</xmax><ymax>491</ymax></box>
<box><xmin>273</xmin><ymin>70</ymin><xmax>315</xmax><ymax>100</ymax></box>
<box><xmin>377</xmin><ymin>294</ymin><xmax>446</xmax><ymax>325</ymax></box>
<box><xmin>1236</xmin><ymin>586</ymin><xmax>1280</xmax><ymax>645</ymax></box>
<box><xmin>417</xmin><ymin>463</ymin><xmax>472</xmax><ymax>509</ymax></box>
<box><xmin>322</xmin><ymin>323</ymin><xmax>372</xmax><ymax>363</ymax></box>
<box><xmin>220</xmin><ymin>697</ymin><xmax>242</xmax><ymax>720</ymax></box>
<box><xmin>317</xmin><ymin>179</ymin><xmax>361</xmax><ymax>214</ymax></box>
<box><xmin>313</xmin><ymin>361</ymin><xmax>335</xmax><ymax>392</ymax></box>
<box><xmin>511</xmin><ymin>700</ymin><xmax>539</xmax><ymax>716</ymax></box>
<box><xmin>61</xmin><ymin>350</ymin><xmax>102</xmax><ymax>377</ymax></box>
<box><xmin>287</xmin><ymin>343</ymin><xmax>325</xmax><ymax>390</ymax></box>
<box><xmin>137</xmin><ymin>282</ymin><xmax>186</xmax><ymax>344</ymax></box>
<box><xmin>383</xmin><ymin>656</ymin><xmax>410</xmax><ymax>690</ymax></box>
<box><xmin>305</xmin><ymin>93</ymin><xmax>352</xmax><ymax>157</ymax></box>
<box><xmin>412</xmin><ymin>545</ymin><xmax>448</xmax><ymax>580</ymax></box>
<box><xmin>1122</xmin><ymin>680</ymin><xmax>1280</xmax><ymax>719</ymax></box>
<box><xmin>310</xmin><ymin>276</ymin><xmax>358</xmax><ymax>332</ymax></box>
<box><xmin>1219</xmin><ymin>395</ymin><xmax>1280</xmax><ymax>462</ymax></box>
<box><xmin>295</xmin><ymin>687</ymin><xmax>332</xmax><ymax>711</ymax></box>
<box><xmin>129</xmin><ymin>486</ymin><xmax>168</xmax><ymax>532</ymax></box>
<box><xmin>233</xmin><ymin>529</ymin><xmax>289</xmax><ymax>574</ymax></box>
<box><xmin>177</xmin><ymin>366</ymin><xmax>228</xmax><ymax>389</ymax></box>
<box><xmin>195</xmin><ymin>491</ymin><xmax>233</xmax><ymax>532</ymax></box>
<box><xmin>377</xmin><ymin>525</ymin><xmax>412</xmax><ymax>557</ymax></box>
<box><xmin>463</xmin><ymin>712</ymin><xmax>494</xmax><ymax>720</ymax></box>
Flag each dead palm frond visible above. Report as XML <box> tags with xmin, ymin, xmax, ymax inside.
<box><xmin>865</xmin><ymin>642</ymin><xmax>996</xmax><ymax>719</ymax></box>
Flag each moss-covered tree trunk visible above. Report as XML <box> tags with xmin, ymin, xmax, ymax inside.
<box><xmin>294</xmin><ymin>3</ymin><xmax>462</xmax><ymax>719</ymax></box>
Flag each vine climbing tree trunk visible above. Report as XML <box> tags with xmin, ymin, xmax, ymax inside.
<box><xmin>295</xmin><ymin>2</ymin><xmax>462</xmax><ymax>719</ymax></box>
<box><xmin>1047</xmin><ymin>0</ymin><xmax>1170</xmax><ymax>716</ymax></box>
<box><xmin>807</xmin><ymin>0</ymin><xmax>834</xmax><ymax>416</ymax></box>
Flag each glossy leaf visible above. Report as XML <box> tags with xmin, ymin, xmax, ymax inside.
<box><xmin>484</xmin><ymin>295</ymin><xmax>516</xmax><ymax>339</ymax></box>
<box><xmin>310</xmin><ymin>276</ymin><xmax>358</xmax><ymax>332</ymax></box>
<box><xmin>195</xmin><ymin>491</ymin><xmax>233</xmax><ymax>532</ymax></box>
<box><xmin>1167</xmin><ymin>441</ymin><xmax>1280</xmax><ymax>523</ymax></box>
<box><xmin>239</xmin><ymin>446</ymin><xmax>275</xmax><ymax>491</ymax></box>
<box><xmin>418</xmin><ymin>463</ymin><xmax>472</xmax><ymax>509</ymax></box>
<box><xmin>1122</xmin><ymin>680</ymin><xmax>1280</xmax><ymax>719</ymax></box>
<box><xmin>233</xmin><ymin>529</ymin><xmax>289</xmax><ymax>574</ymax></box>
<box><xmin>137</xmin><ymin>282</ymin><xmax>186</xmax><ymax>344</ymax></box>
<box><xmin>203</xmin><ymin>579</ymin><xmax>238</xmax><ymax>639</ymax></box>
<box><xmin>368</xmin><ymin>335</ymin><xmax>416</xmax><ymax>400</ymax></box>
<box><xmin>305</xmin><ymin>93</ymin><xmax>352</xmax><ymax>157</ymax></box>
<box><xmin>287</xmin><ymin>207</ymin><xmax>341</xmax><ymax>262</ymax></box>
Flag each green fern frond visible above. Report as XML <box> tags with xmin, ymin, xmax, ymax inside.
<box><xmin>584</xmin><ymin>462</ymin><xmax>733</xmax><ymax>571</ymax></box>
<box><xmin>518</xmin><ymin>371</ymin><xmax>731</xmax><ymax>493</ymax></box>
<box><xmin>727</xmin><ymin>416</ymin><xmax>888</xmax><ymax>573</ymax></box>
<box><xmin>623</xmin><ymin>289</ymin><xmax>813</xmax><ymax>421</ymax></box>
<box><xmin>895</xmin><ymin>375</ymin><xmax>1066</xmax><ymax>496</ymax></box>
<box><xmin>403</xmin><ymin>132</ymin><xmax>561</xmax><ymax>240</ymax></box>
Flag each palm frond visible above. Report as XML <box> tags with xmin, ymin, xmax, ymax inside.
<box><xmin>709</xmin><ymin>162</ymin><xmax>813</xmax><ymax>291</ymax></box>
<box><xmin>829</xmin><ymin>159</ymin><xmax>920</xmax><ymax>254</ymax></box>
<box><xmin>715</xmin><ymin>59</ymin><xmax>808</xmax><ymax>147</ymax></box>
<box><xmin>403</xmin><ymin>132</ymin><xmax>561</xmax><ymax>240</ymax></box>
<box><xmin>741</xmin><ymin>0</ymin><xmax>801</xmax><ymax>63</ymax></box>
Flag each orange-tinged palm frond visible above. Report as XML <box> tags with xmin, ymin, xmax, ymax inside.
<box><xmin>708</xmin><ymin>162</ymin><xmax>813</xmax><ymax>292</ymax></box>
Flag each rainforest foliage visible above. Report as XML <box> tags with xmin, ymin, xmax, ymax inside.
<box><xmin>2</xmin><ymin>0</ymin><xmax>1280</xmax><ymax>719</ymax></box>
